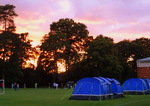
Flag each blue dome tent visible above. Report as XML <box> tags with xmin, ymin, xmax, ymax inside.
<box><xmin>106</xmin><ymin>78</ymin><xmax>123</xmax><ymax>97</ymax></box>
<box><xmin>142</xmin><ymin>78</ymin><xmax>150</xmax><ymax>91</ymax></box>
<box><xmin>123</xmin><ymin>78</ymin><xmax>150</xmax><ymax>94</ymax></box>
<box><xmin>69</xmin><ymin>77</ymin><xmax>123</xmax><ymax>100</ymax></box>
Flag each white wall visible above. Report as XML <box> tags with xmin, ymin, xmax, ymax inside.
<box><xmin>137</xmin><ymin>62</ymin><xmax>150</xmax><ymax>67</ymax></box>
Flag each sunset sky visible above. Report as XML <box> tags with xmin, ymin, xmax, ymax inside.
<box><xmin>1</xmin><ymin>0</ymin><xmax>150</xmax><ymax>46</ymax></box>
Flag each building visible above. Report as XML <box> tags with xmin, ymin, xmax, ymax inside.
<box><xmin>137</xmin><ymin>57</ymin><xmax>150</xmax><ymax>78</ymax></box>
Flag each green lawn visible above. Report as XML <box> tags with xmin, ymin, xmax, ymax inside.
<box><xmin>0</xmin><ymin>88</ymin><xmax>150</xmax><ymax>106</ymax></box>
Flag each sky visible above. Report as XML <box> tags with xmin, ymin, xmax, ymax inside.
<box><xmin>1</xmin><ymin>0</ymin><xmax>150</xmax><ymax>46</ymax></box>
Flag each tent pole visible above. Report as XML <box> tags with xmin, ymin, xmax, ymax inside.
<box><xmin>99</xmin><ymin>83</ymin><xmax>101</xmax><ymax>101</ymax></box>
<box><xmin>88</xmin><ymin>82</ymin><xmax>93</xmax><ymax>100</ymax></box>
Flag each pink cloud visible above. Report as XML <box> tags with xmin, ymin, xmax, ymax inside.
<box><xmin>1</xmin><ymin>0</ymin><xmax>150</xmax><ymax>44</ymax></box>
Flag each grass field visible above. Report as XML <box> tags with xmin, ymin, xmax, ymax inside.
<box><xmin>0</xmin><ymin>88</ymin><xmax>150</xmax><ymax>106</ymax></box>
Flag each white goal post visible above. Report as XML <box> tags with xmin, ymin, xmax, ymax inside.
<box><xmin>0</xmin><ymin>79</ymin><xmax>5</xmax><ymax>94</ymax></box>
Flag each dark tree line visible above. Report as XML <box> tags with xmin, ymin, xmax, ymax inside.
<box><xmin>38</xmin><ymin>18</ymin><xmax>150</xmax><ymax>84</ymax></box>
<box><xmin>0</xmin><ymin>4</ymin><xmax>150</xmax><ymax>87</ymax></box>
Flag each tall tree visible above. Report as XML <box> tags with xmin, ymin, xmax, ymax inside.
<box><xmin>85</xmin><ymin>35</ymin><xmax>123</xmax><ymax>81</ymax></box>
<box><xmin>0</xmin><ymin>4</ymin><xmax>18</xmax><ymax>32</ymax></box>
<box><xmin>130</xmin><ymin>37</ymin><xmax>150</xmax><ymax>75</ymax></box>
<box><xmin>66</xmin><ymin>35</ymin><xmax>123</xmax><ymax>82</ymax></box>
<box><xmin>0</xmin><ymin>31</ymin><xmax>34</xmax><ymax>82</ymax></box>
<box><xmin>131</xmin><ymin>37</ymin><xmax>150</xmax><ymax>60</ymax></box>
<box><xmin>115</xmin><ymin>40</ymin><xmax>132</xmax><ymax>62</ymax></box>
<box><xmin>115</xmin><ymin>37</ymin><xmax>150</xmax><ymax>79</ymax></box>
<box><xmin>40</xmin><ymin>18</ymin><xmax>91</xmax><ymax>74</ymax></box>
<box><xmin>115</xmin><ymin>40</ymin><xmax>135</xmax><ymax>80</ymax></box>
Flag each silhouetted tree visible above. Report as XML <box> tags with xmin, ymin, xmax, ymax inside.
<box><xmin>40</xmin><ymin>18</ymin><xmax>91</xmax><ymax>75</ymax></box>
<box><xmin>85</xmin><ymin>35</ymin><xmax>123</xmax><ymax>80</ymax></box>
<box><xmin>66</xmin><ymin>35</ymin><xmax>123</xmax><ymax>82</ymax></box>
<box><xmin>130</xmin><ymin>37</ymin><xmax>150</xmax><ymax>75</ymax></box>
<box><xmin>115</xmin><ymin>40</ymin><xmax>132</xmax><ymax>61</ymax></box>
<box><xmin>0</xmin><ymin>4</ymin><xmax>18</xmax><ymax>32</ymax></box>
<box><xmin>131</xmin><ymin>37</ymin><xmax>150</xmax><ymax>60</ymax></box>
<box><xmin>0</xmin><ymin>31</ymin><xmax>34</xmax><ymax>82</ymax></box>
<box><xmin>115</xmin><ymin>37</ymin><xmax>150</xmax><ymax>80</ymax></box>
<box><xmin>0</xmin><ymin>4</ymin><xmax>36</xmax><ymax>83</ymax></box>
<box><xmin>115</xmin><ymin>40</ymin><xmax>135</xmax><ymax>81</ymax></box>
